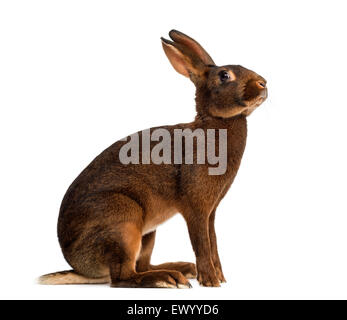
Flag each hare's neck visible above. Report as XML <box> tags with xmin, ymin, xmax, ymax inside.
<box><xmin>193</xmin><ymin>114</ymin><xmax>247</xmax><ymax>133</ymax></box>
<box><xmin>192</xmin><ymin>115</ymin><xmax>248</xmax><ymax>178</ymax></box>
<box><xmin>193</xmin><ymin>114</ymin><xmax>248</xmax><ymax>161</ymax></box>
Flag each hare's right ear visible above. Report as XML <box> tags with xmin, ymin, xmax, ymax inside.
<box><xmin>161</xmin><ymin>30</ymin><xmax>215</xmax><ymax>82</ymax></box>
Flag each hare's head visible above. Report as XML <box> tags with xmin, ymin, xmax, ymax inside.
<box><xmin>161</xmin><ymin>30</ymin><xmax>267</xmax><ymax>119</ymax></box>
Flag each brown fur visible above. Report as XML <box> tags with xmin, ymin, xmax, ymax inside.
<box><xmin>39</xmin><ymin>30</ymin><xmax>267</xmax><ymax>288</ymax></box>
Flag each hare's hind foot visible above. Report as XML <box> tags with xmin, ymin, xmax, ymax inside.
<box><xmin>149</xmin><ymin>262</ymin><xmax>197</xmax><ymax>279</ymax></box>
<box><xmin>38</xmin><ymin>270</ymin><xmax>110</xmax><ymax>285</ymax></box>
<box><xmin>111</xmin><ymin>270</ymin><xmax>191</xmax><ymax>289</ymax></box>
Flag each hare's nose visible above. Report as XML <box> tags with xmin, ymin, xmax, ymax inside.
<box><xmin>256</xmin><ymin>80</ymin><xmax>266</xmax><ymax>89</ymax></box>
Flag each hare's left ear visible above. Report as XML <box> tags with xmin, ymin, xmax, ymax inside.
<box><xmin>161</xmin><ymin>38</ymin><xmax>193</xmax><ymax>78</ymax></box>
<box><xmin>161</xmin><ymin>30</ymin><xmax>215</xmax><ymax>82</ymax></box>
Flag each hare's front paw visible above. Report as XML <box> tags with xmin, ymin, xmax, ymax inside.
<box><xmin>197</xmin><ymin>262</ymin><xmax>220</xmax><ymax>287</ymax></box>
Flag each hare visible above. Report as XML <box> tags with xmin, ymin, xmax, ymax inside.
<box><xmin>39</xmin><ymin>30</ymin><xmax>267</xmax><ymax>288</ymax></box>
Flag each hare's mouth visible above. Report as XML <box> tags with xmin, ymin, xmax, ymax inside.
<box><xmin>242</xmin><ymin>92</ymin><xmax>267</xmax><ymax>116</ymax></box>
<box><xmin>246</xmin><ymin>97</ymin><xmax>266</xmax><ymax>110</ymax></box>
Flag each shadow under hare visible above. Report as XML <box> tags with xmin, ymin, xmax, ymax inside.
<box><xmin>39</xmin><ymin>30</ymin><xmax>267</xmax><ymax>288</ymax></box>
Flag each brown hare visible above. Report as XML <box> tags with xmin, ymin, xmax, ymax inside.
<box><xmin>39</xmin><ymin>30</ymin><xmax>267</xmax><ymax>288</ymax></box>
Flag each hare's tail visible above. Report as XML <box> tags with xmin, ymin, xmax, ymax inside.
<box><xmin>37</xmin><ymin>270</ymin><xmax>110</xmax><ymax>285</ymax></box>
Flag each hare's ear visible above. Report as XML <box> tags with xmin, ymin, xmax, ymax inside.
<box><xmin>161</xmin><ymin>31</ymin><xmax>214</xmax><ymax>82</ymax></box>
<box><xmin>169</xmin><ymin>30</ymin><xmax>215</xmax><ymax>66</ymax></box>
<box><xmin>161</xmin><ymin>38</ymin><xmax>192</xmax><ymax>78</ymax></box>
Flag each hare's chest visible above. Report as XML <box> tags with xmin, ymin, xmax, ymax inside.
<box><xmin>142</xmin><ymin>197</ymin><xmax>178</xmax><ymax>235</ymax></box>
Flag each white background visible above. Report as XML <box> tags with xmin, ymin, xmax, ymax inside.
<box><xmin>1</xmin><ymin>0</ymin><xmax>347</xmax><ymax>300</ymax></box>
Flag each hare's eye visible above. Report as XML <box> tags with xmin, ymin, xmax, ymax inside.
<box><xmin>218</xmin><ymin>70</ymin><xmax>230</xmax><ymax>82</ymax></box>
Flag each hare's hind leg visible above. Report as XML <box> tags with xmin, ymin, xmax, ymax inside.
<box><xmin>109</xmin><ymin>225</ymin><xmax>191</xmax><ymax>288</ymax></box>
<box><xmin>136</xmin><ymin>231</ymin><xmax>197</xmax><ymax>280</ymax></box>
<box><xmin>108</xmin><ymin>197</ymin><xmax>191</xmax><ymax>288</ymax></box>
